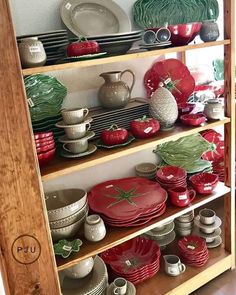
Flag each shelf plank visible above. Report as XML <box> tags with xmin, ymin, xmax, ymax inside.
<box><xmin>56</xmin><ymin>182</ymin><xmax>230</xmax><ymax>271</ymax></box>
<box><xmin>137</xmin><ymin>246</ymin><xmax>231</xmax><ymax>295</ymax></box>
<box><xmin>41</xmin><ymin>118</ymin><xmax>230</xmax><ymax>181</ymax></box>
<box><xmin>22</xmin><ymin>40</ymin><xmax>230</xmax><ymax>76</ymax></box>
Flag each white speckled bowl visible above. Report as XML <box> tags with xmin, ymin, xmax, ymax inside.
<box><xmin>64</xmin><ymin>257</ymin><xmax>94</xmax><ymax>279</ymax></box>
<box><xmin>45</xmin><ymin>188</ymin><xmax>87</xmax><ymax>222</ymax></box>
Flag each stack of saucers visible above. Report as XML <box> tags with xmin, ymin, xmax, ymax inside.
<box><xmin>17</xmin><ymin>30</ymin><xmax>69</xmax><ymax>64</ymax></box>
<box><xmin>175</xmin><ymin>211</ymin><xmax>194</xmax><ymax>237</ymax></box>
<box><xmin>156</xmin><ymin>166</ymin><xmax>187</xmax><ymax>189</ymax></box>
<box><xmin>135</xmin><ymin>162</ymin><xmax>157</xmax><ymax>180</ymax></box>
<box><xmin>56</xmin><ymin>108</ymin><xmax>97</xmax><ymax>159</ymax></box>
<box><xmin>100</xmin><ymin>237</ymin><xmax>161</xmax><ymax>285</ymax></box>
<box><xmin>178</xmin><ymin>236</ymin><xmax>209</xmax><ymax>267</ymax></box>
<box><xmin>144</xmin><ymin>220</ymin><xmax>175</xmax><ymax>249</ymax></box>
<box><xmin>45</xmin><ymin>188</ymin><xmax>88</xmax><ymax>242</ymax></box>
<box><xmin>34</xmin><ymin>132</ymin><xmax>56</xmax><ymax>167</ymax></box>
<box><xmin>61</xmin><ymin>256</ymin><xmax>108</xmax><ymax>295</ymax></box>
<box><xmin>194</xmin><ymin>208</ymin><xmax>222</xmax><ymax>248</ymax></box>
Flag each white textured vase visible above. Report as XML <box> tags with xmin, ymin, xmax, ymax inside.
<box><xmin>149</xmin><ymin>85</ymin><xmax>178</xmax><ymax>130</ymax></box>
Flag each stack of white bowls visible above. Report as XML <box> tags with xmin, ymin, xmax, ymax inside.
<box><xmin>45</xmin><ymin>188</ymin><xmax>88</xmax><ymax>242</ymax></box>
<box><xmin>175</xmin><ymin>211</ymin><xmax>194</xmax><ymax>237</ymax></box>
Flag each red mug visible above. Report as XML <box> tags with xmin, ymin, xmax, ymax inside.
<box><xmin>168</xmin><ymin>187</ymin><xmax>196</xmax><ymax>207</ymax></box>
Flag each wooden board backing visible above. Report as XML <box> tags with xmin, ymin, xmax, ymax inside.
<box><xmin>0</xmin><ymin>0</ymin><xmax>61</xmax><ymax>294</ymax></box>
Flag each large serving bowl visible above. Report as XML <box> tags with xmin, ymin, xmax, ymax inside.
<box><xmin>98</xmin><ymin>38</ymin><xmax>140</xmax><ymax>55</ymax></box>
<box><xmin>45</xmin><ymin>188</ymin><xmax>87</xmax><ymax>221</ymax></box>
<box><xmin>168</xmin><ymin>22</ymin><xmax>202</xmax><ymax>46</ymax></box>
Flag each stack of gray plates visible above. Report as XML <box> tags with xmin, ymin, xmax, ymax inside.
<box><xmin>90</xmin><ymin>99</ymin><xmax>149</xmax><ymax>139</ymax></box>
<box><xmin>17</xmin><ymin>30</ymin><xmax>69</xmax><ymax>64</ymax></box>
<box><xmin>70</xmin><ymin>31</ymin><xmax>143</xmax><ymax>55</ymax></box>
<box><xmin>61</xmin><ymin>256</ymin><xmax>108</xmax><ymax>295</ymax></box>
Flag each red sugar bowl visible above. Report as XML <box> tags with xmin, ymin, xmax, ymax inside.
<box><xmin>189</xmin><ymin>173</ymin><xmax>219</xmax><ymax>194</ymax></box>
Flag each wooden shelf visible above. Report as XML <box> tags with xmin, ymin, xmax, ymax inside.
<box><xmin>41</xmin><ymin>118</ymin><xmax>230</xmax><ymax>181</ymax></box>
<box><xmin>56</xmin><ymin>182</ymin><xmax>230</xmax><ymax>271</ymax></box>
<box><xmin>136</xmin><ymin>246</ymin><xmax>231</xmax><ymax>295</ymax></box>
<box><xmin>22</xmin><ymin>39</ymin><xmax>230</xmax><ymax>76</ymax></box>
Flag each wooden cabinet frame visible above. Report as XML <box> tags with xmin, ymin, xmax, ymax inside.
<box><xmin>0</xmin><ymin>0</ymin><xmax>235</xmax><ymax>294</ymax></box>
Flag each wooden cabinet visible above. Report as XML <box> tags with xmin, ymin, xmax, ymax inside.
<box><xmin>0</xmin><ymin>0</ymin><xmax>235</xmax><ymax>294</ymax></box>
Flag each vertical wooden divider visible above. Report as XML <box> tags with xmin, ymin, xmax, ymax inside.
<box><xmin>0</xmin><ymin>0</ymin><xmax>61</xmax><ymax>294</ymax></box>
<box><xmin>224</xmin><ymin>0</ymin><xmax>235</xmax><ymax>265</ymax></box>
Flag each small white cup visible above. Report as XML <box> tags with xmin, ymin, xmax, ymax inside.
<box><xmin>61</xmin><ymin>108</ymin><xmax>89</xmax><ymax>125</ymax></box>
<box><xmin>113</xmin><ymin>278</ymin><xmax>127</xmax><ymax>295</ymax></box>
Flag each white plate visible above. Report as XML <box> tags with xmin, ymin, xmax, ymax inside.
<box><xmin>62</xmin><ymin>256</ymin><xmax>108</xmax><ymax>295</ymax></box>
<box><xmin>144</xmin><ymin>230</ymin><xmax>176</xmax><ymax>247</ymax></box>
<box><xmin>61</xmin><ymin>0</ymin><xmax>131</xmax><ymax>37</ymax></box>
<box><xmin>146</xmin><ymin>222</ymin><xmax>175</xmax><ymax>237</ymax></box>
<box><xmin>206</xmin><ymin>236</ymin><xmax>222</xmax><ymax>248</ymax></box>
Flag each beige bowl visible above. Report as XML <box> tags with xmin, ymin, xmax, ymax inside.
<box><xmin>45</xmin><ymin>188</ymin><xmax>87</xmax><ymax>222</ymax></box>
<box><xmin>49</xmin><ymin>203</ymin><xmax>89</xmax><ymax>229</ymax></box>
<box><xmin>135</xmin><ymin>162</ymin><xmax>157</xmax><ymax>174</ymax></box>
<box><xmin>51</xmin><ymin>211</ymin><xmax>87</xmax><ymax>242</ymax></box>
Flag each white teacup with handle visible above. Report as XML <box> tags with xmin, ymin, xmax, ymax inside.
<box><xmin>61</xmin><ymin>108</ymin><xmax>89</xmax><ymax>125</ymax></box>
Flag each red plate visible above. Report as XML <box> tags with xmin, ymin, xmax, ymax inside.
<box><xmin>144</xmin><ymin>58</ymin><xmax>195</xmax><ymax>103</ymax></box>
<box><xmin>34</xmin><ymin>131</ymin><xmax>53</xmax><ymax>139</ymax></box>
<box><xmin>178</xmin><ymin>236</ymin><xmax>207</xmax><ymax>254</ymax></box>
<box><xmin>201</xmin><ymin>131</ymin><xmax>224</xmax><ymax>161</ymax></box>
<box><xmin>100</xmin><ymin>237</ymin><xmax>160</xmax><ymax>275</ymax></box>
<box><xmin>88</xmin><ymin>177</ymin><xmax>167</xmax><ymax>220</ymax></box>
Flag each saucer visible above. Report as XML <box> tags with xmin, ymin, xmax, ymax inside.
<box><xmin>96</xmin><ymin>134</ymin><xmax>135</xmax><ymax>149</ymax></box>
<box><xmin>193</xmin><ymin>227</ymin><xmax>221</xmax><ymax>239</ymax></box>
<box><xmin>56</xmin><ymin>117</ymin><xmax>93</xmax><ymax>128</ymax></box>
<box><xmin>194</xmin><ymin>215</ymin><xmax>222</xmax><ymax>230</ymax></box>
<box><xmin>146</xmin><ymin>222</ymin><xmax>175</xmax><ymax>237</ymax></box>
<box><xmin>60</xmin><ymin>143</ymin><xmax>97</xmax><ymax>158</ymax></box>
<box><xmin>206</xmin><ymin>236</ymin><xmax>222</xmax><ymax>248</ymax></box>
<box><xmin>59</xmin><ymin>131</ymin><xmax>95</xmax><ymax>143</ymax></box>
<box><xmin>106</xmin><ymin>281</ymin><xmax>136</xmax><ymax>295</ymax></box>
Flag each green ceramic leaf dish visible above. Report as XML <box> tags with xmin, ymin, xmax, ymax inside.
<box><xmin>96</xmin><ymin>134</ymin><xmax>135</xmax><ymax>149</ymax></box>
<box><xmin>24</xmin><ymin>74</ymin><xmax>67</xmax><ymax>122</ymax></box>
<box><xmin>53</xmin><ymin>239</ymin><xmax>82</xmax><ymax>259</ymax></box>
<box><xmin>154</xmin><ymin>134</ymin><xmax>211</xmax><ymax>168</ymax></box>
<box><xmin>213</xmin><ymin>59</ymin><xmax>236</xmax><ymax>81</ymax></box>
<box><xmin>133</xmin><ymin>0</ymin><xmax>219</xmax><ymax>28</ymax></box>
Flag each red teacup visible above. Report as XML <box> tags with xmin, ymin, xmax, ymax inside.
<box><xmin>169</xmin><ymin>187</ymin><xmax>196</xmax><ymax>207</ymax></box>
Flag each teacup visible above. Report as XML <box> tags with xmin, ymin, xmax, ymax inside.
<box><xmin>142</xmin><ymin>30</ymin><xmax>156</xmax><ymax>44</ymax></box>
<box><xmin>155</xmin><ymin>27</ymin><xmax>171</xmax><ymax>42</ymax></box>
<box><xmin>169</xmin><ymin>187</ymin><xmax>196</xmax><ymax>207</ymax></box>
<box><xmin>63</xmin><ymin>139</ymin><xmax>88</xmax><ymax>154</ymax></box>
<box><xmin>163</xmin><ymin>255</ymin><xmax>186</xmax><ymax>277</ymax></box>
<box><xmin>61</xmin><ymin>108</ymin><xmax>89</xmax><ymax>125</ymax></box>
<box><xmin>199</xmin><ymin>208</ymin><xmax>216</xmax><ymax>225</ymax></box>
<box><xmin>56</xmin><ymin>120</ymin><xmax>91</xmax><ymax>140</ymax></box>
<box><xmin>113</xmin><ymin>278</ymin><xmax>127</xmax><ymax>295</ymax></box>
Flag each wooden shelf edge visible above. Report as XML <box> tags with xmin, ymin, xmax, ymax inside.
<box><xmin>22</xmin><ymin>40</ymin><xmax>230</xmax><ymax>76</ymax></box>
<box><xmin>57</xmin><ymin>182</ymin><xmax>230</xmax><ymax>271</ymax></box>
<box><xmin>137</xmin><ymin>249</ymin><xmax>232</xmax><ymax>295</ymax></box>
<box><xmin>41</xmin><ymin>118</ymin><xmax>231</xmax><ymax>181</ymax></box>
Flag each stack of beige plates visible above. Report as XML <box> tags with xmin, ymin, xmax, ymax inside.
<box><xmin>135</xmin><ymin>162</ymin><xmax>157</xmax><ymax>180</ymax></box>
<box><xmin>175</xmin><ymin>211</ymin><xmax>194</xmax><ymax>237</ymax></box>
<box><xmin>45</xmin><ymin>188</ymin><xmax>88</xmax><ymax>242</ymax></box>
<box><xmin>144</xmin><ymin>220</ymin><xmax>175</xmax><ymax>249</ymax></box>
<box><xmin>61</xmin><ymin>256</ymin><xmax>108</xmax><ymax>295</ymax></box>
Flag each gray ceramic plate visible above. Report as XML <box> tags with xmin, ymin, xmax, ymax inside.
<box><xmin>86</xmin><ymin>30</ymin><xmax>143</xmax><ymax>40</ymax></box>
<box><xmin>106</xmin><ymin>281</ymin><xmax>136</xmax><ymax>295</ymax></box>
<box><xmin>144</xmin><ymin>230</ymin><xmax>176</xmax><ymax>247</ymax></box>
<box><xmin>45</xmin><ymin>188</ymin><xmax>87</xmax><ymax>222</ymax></box>
<box><xmin>60</xmin><ymin>143</ymin><xmax>97</xmax><ymax>158</ymax></box>
<box><xmin>60</xmin><ymin>0</ymin><xmax>131</xmax><ymax>37</ymax></box>
<box><xmin>146</xmin><ymin>222</ymin><xmax>175</xmax><ymax>237</ymax></box>
<box><xmin>61</xmin><ymin>256</ymin><xmax>108</xmax><ymax>295</ymax></box>
<box><xmin>193</xmin><ymin>227</ymin><xmax>221</xmax><ymax>239</ymax></box>
<box><xmin>17</xmin><ymin>30</ymin><xmax>67</xmax><ymax>39</ymax></box>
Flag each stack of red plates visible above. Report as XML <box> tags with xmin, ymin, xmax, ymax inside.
<box><xmin>88</xmin><ymin>177</ymin><xmax>167</xmax><ymax>227</ymax></box>
<box><xmin>100</xmin><ymin>236</ymin><xmax>161</xmax><ymax>285</ymax></box>
<box><xmin>34</xmin><ymin>132</ymin><xmax>56</xmax><ymax>166</ymax></box>
<box><xmin>156</xmin><ymin>166</ymin><xmax>187</xmax><ymax>189</ymax></box>
<box><xmin>178</xmin><ymin>236</ymin><xmax>209</xmax><ymax>267</ymax></box>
